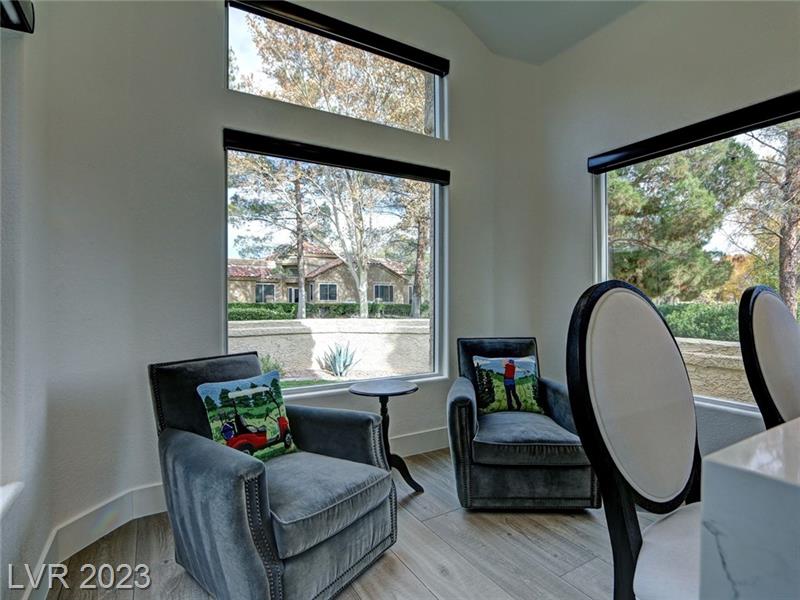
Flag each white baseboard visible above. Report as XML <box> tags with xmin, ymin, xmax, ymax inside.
<box><xmin>20</xmin><ymin>428</ymin><xmax>448</xmax><ymax>600</ymax></box>
<box><xmin>22</xmin><ymin>483</ymin><xmax>166</xmax><ymax>600</ymax></box>
<box><xmin>390</xmin><ymin>426</ymin><xmax>448</xmax><ymax>457</ymax></box>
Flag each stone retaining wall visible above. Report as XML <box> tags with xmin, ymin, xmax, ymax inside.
<box><xmin>229</xmin><ymin>324</ymin><xmax>753</xmax><ymax>403</ymax></box>
<box><xmin>677</xmin><ymin>338</ymin><xmax>754</xmax><ymax>405</ymax></box>
<box><xmin>228</xmin><ymin>318</ymin><xmax>432</xmax><ymax>380</ymax></box>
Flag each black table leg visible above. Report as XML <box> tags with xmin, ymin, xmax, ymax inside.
<box><xmin>379</xmin><ymin>395</ymin><xmax>424</xmax><ymax>493</ymax></box>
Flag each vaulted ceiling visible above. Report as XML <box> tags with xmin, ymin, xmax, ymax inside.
<box><xmin>438</xmin><ymin>1</ymin><xmax>640</xmax><ymax>64</ymax></box>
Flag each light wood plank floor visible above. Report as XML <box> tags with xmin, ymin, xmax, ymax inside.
<box><xmin>50</xmin><ymin>449</ymin><xmax>653</xmax><ymax>600</ymax></box>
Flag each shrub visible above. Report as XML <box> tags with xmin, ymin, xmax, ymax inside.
<box><xmin>228</xmin><ymin>302</ymin><xmax>297</xmax><ymax>321</ymax></box>
<box><xmin>657</xmin><ymin>303</ymin><xmax>739</xmax><ymax>342</ymax></box>
<box><xmin>260</xmin><ymin>353</ymin><xmax>285</xmax><ymax>377</ymax></box>
<box><xmin>228</xmin><ymin>302</ymin><xmax>430</xmax><ymax>321</ymax></box>
<box><xmin>319</xmin><ymin>342</ymin><xmax>358</xmax><ymax>377</ymax></box>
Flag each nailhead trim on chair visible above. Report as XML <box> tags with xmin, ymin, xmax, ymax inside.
<box><xmin>371</xmin><ymin>421</ymin><xmax>389</xmax><ymax>470</ymax></box>
<box><xmin>245</xmin><ymin>476</ymin><xmax>283</xmax><ymax>600</ymax></box>
<box><xmin>456</xmin><ymin>404</ymin><xmax>473</xmax><ymax>507</ymax></box>
<box><xmin>312</xmin><ymin>485</ymin><xmax>398</xmax><ymax>600</ymax></box>
<box><xmin>150</xmin><ymin>374</ymin><xmax>167</xmax><ymax>433</ymax></box>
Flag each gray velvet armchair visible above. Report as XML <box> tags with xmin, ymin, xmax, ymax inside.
<box><xmin>447</xmin><ymin>338</ymin><xmax>600</xmax><ymax>510</ymax></box>
<box><xmin>148</xmin><ymin>352</ymin><xmax>396</xmax><ymax>600</ymax></box>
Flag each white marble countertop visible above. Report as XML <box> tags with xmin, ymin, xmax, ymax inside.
<box><xmin>705</xmin><ymin>416</ymin><xmax>800</xmax><ymax>485</ymax></box>
<box><xmin>700</xmin><ymin>417</ymin><xmax>800</xmax><ymax>600</ymax></box>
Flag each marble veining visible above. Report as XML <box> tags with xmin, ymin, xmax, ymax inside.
<box><xmin>700</xmin><ymin>418</ymin><xmax>800</xmax><ymax>599</ymax></box>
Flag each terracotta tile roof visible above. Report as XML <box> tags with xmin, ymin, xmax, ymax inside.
<box><xmin>374</xmin><ymin>258</ymin><xmax>409</xmax><ymax>278</ymax></box>
<box><xmin>305</xmin><ymin>258</ymin><xmax>344</xmax><ymax>279</ymax></box>
<box><xmin>304</xmin><ymin>257</ymin><xmax>410</xmax><ymax>280</ymax></box>
<box><xmin>227</xmin><ymin>259</ymin><xmax>279</xmax><ymax>280</ymax></box>
<box><xmin>272</xmin><ymin>241</ymin><xmax>337</xmax><ymax>260</ymax></box>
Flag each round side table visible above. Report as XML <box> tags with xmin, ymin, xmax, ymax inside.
<box><xmin>349</xmin><ymin>380</ymin><xmax>424</xmax><ymax>493</ymax></box>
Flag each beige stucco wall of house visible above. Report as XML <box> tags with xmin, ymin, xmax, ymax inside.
<box><xmin>311</xmin><ymin>262</ymin><xmax>359</xmax><ymax>302</ymax></box>
<box><xmin>229</xmin><ymin>262</ymin><xmax>411</xmax><ymax>305</ymax></box>
<box><xmin>677</xmin><ymin>338</ymin><xmax>754</xmax><ymax>405</ymax></box>
<box><xmin>367</xmin><ymin>263</ymin><xmax>410</xmax><ymax>303</ymax></box>
<box><xmin>228</xmin><ymin>278</ymin><xmax>256</xmax><ymax>303</ymax></box>
<box><xmin>228</xmin><ymin>318</ymin><xmax>431</xmax><ymax>379</ymax></box>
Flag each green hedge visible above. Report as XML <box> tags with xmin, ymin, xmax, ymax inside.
<box><xmin>657</xmin><ymin>303</ymin><xmax>739</xmax><ymax>342</ymax></box>
<box><xmin>228</xmin><ymin>302</ymin><xmax>430</xmax><ymax>321</ymax></box>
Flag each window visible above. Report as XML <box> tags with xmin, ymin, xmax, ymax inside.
<box><xmin>594</xmin><ymin>91</ymin><xmax>800</xmax><ymax>406</ymax></box>
<box><xmin>319</xmin><ymin>283</ymin><xmax>337</xmax><ymax>302</ymax></box>
<box><xmin>374</xmin><ymin>284</ymin><xmax>394</xmax><ymax>303</ymax></box>
<box><xmin>227</xmin><ymin>1</ymin><xmax>448</xmax><ymax>137</ymax></box>
<box><xmin>408</xmin><ymin>285</ymin><xmax>414</xmax><ymax>303</ymax></box>
<box><xmin>255</xmin><ymin>283</ymin><xmax>275</xmax><ymax>303</ymax></box>
<box><xmin>226</xmin><ymin>130</ymin><xmax>449</xmax><ymax>389</ymax></box>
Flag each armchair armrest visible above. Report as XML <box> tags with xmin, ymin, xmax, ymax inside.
<box><xmin>539</xmin><ymin>377</ymin><xmax>577</xmax><ymax>434</ymax></box>
<box><xmin>285</xmin><ymin>404</ymin><xmax>387</xmax><ymax>469</ymax></box>
<box><xmin>447</xmin><ymin>377</ymin><xmax>478</xmax><ymax>461</ymax></box>
<box><xmin>159</xmin><ymin>428</ymin><xmax>282</xmax><ymax>600</ymax></box>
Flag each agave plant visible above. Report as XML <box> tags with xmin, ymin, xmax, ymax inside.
<box><xmin>319</xmin><ymin>342</ymin><xmax>359</xmax><ymax>377</ymax></box>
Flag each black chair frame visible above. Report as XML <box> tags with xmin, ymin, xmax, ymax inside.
<box><xmin>739</xmin><ymin>284</ymin><xmax>788</xmax><ymax>429</ymax></box>
<box><xmin>566</xmin><ymin>280</ymin><xmax>702</xmax><ymax>600</ymax></box>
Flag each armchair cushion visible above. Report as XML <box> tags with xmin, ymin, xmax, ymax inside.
<box><xmin>264</xmin><ymin>451</ymin><xmax>392</xmax><ymax>559</ymax></box>
<box><xmin>472</xmin><ymin>412</ymin><xmax>590</xmax><ymax>467</ymax></box>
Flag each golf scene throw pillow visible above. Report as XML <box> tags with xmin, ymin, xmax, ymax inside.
<box><xmin>472</xmin><ymin>355</ymin><xmax>541</xmax><ymax>414</ymax></box>
<box><xmin>197</xmin><ymin>370</ymin><xmax>296</xmax><ymax>461</ymax></box>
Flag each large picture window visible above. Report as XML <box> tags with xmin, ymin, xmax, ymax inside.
<box><xmin>227</xmin><ymin>1</ymin><xmax>448</xmax><ymax>137</ymax></box>
<box><xmin>225</xmin><ymin>130</ymin><xmax>448</xmax><ymax>390</ymax></box>
<box><xmin>594</xmin><ymin>92</ymin><xmax>800</xmax><ymax>405</ymax></box>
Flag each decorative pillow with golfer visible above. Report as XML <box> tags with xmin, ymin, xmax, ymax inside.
<box><xmin>197</xmin><ymin>370</ymin><xmax>296</xmax><ymax>461</ymax></box>
<box><xmin>472</xmin><ymin>355</ymin><xmax>542</xmax><ymax>415</ymax></box>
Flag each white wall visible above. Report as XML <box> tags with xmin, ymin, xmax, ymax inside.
<box><xmin>1</xmin><ymin>11</ymin><xmax>52</xmax><ymax>595</ymax></box>
<box><xmin>0</xmin><ymin>1</ymin><xmax>519</xmax><ymax>591</ymax></box>
<box><xmin>2</xmin><ymin>1</ymin><xmax>799</xmax><ymax>592</ymax></box>
<box><xmin>531</xmin><ymin>1</ymin><xmax>800</xmax><ymax>380</ymax></box>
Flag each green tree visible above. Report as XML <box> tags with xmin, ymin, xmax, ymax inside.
<box><xmin>724</xmin><ymin>121</ymin><xmax>800</xmax><ymax>314</ymax></box>
<box><xmin>228</xmin><ymin>15</ymin><xmax>434</xmax><ymax>318</ymax></box>
<box><xmin>609</xmin><ymin>139</ymin><xmax>758</xmax><ymax>301</ymax></box>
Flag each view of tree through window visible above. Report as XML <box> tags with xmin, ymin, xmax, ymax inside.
<box><xmin>608</xmin><ymin>117</ymin><xmax>800</xmax><ymax>404</ymax></box>
<box><xmin>227</xmin><ymin>6</ymin><xmax>436</xmax><ymax>135</ymax></box>
<box><xmin>227</xmin><ymin>150</ymin><xmax>435</xmax><ymax>388</ymax></box>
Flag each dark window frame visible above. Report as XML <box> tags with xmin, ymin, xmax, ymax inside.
<box><xmin>227</xmin><ymin>0</ymin><xmax>449</xmax><ymax>77</ymax></box>
<box><xmin>1</xmin><ymin>0</ymin><xmax>34</xmax><ymax>33</ymax></box>
<box><xmin>319</xmin><ymin>283</ymin><xmax>338</xmax><ymax>302</ymax></box>
<box><xmin>224</xmin><ymin>129</ymin><xmax>450</xmax><ymax>185</ymax></box>
<box><xmin>588</xmin><ymin>90</ymin><xmax>800</xmax><ymax>174</ymax></box>
<box><xmin>374</xmin><ymin>284</ymin><xmax>394</xmax><ymax>303</ymax></box>
<box><xmin>255</xmin><ymin>282</ymin><xmax>275</xmax><ymax>303</ymax></box>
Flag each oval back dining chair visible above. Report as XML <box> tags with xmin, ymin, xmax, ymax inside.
<box><xmin>567</xmin><ymin>280</ymin><xmax>702</xmax><ymax>600</ymax></box>
<box><xmin>739</xmin><ymin>285</ymin><xmax>800</xmax><ymax>428</ymax></box>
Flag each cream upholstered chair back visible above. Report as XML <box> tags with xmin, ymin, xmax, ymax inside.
<box><xmin>740</xmin><ymin>285</ymin><xmax>800</xmax><ymax>428</ymax></box>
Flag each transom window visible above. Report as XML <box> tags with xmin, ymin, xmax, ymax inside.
<box><xmin>319</xmin><ymin>283</ymin><xmax>337</xmax><ymax>302</ymax></box>
<box><xmin>227</xmin><ymin>1</ymin><xmax>448</xmax><ymax>137</ymax></box>
<box><xmin>255</xmin><ymin>283</ymin><xmax>275</xmax><ymax>303</ymax></box>
<box><xmin>374</xmin><ymin>284</ymin><xmax>394</xmax><ymax>303</ymax></box>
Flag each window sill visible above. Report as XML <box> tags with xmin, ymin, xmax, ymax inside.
<box><xmin>694</xmin><ymin>395</ymin><xmax>760</xmax><ymax>415</ymax></box>
<box><xmin>0</xmin><ymin>482</ymin><xmax>24</xmax><ymax>520</ymax></box>
<box><xmin>284</xmin><ymin>372</ymin><xmax>449</xmax><ymax>401</ymax></box>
